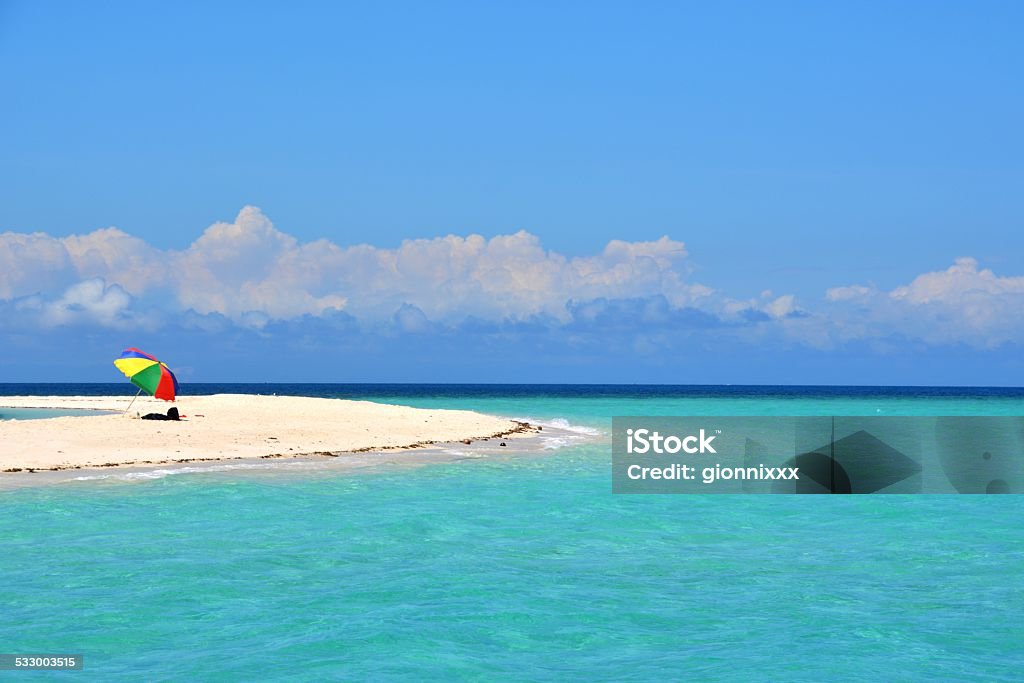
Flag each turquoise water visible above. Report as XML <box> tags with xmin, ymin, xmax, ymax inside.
<box><xmin>0</xmin><ymin>407</ymin><xmax>115</xmax><ymax>420</ymax></box>
<box><xmin>2</xmin><ymin>386</ymin><xmax>1023</xmax><ymax>680</ymax></box>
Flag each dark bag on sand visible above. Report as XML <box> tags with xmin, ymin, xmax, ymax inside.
<box><xmin>142</xmin><ymin>407</ymin><xmax>180</xmax><ymax>421</ymax></box>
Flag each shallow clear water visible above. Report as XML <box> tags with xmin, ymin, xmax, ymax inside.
<box><xmin>0</xmin><ymin>407</ymin><xmax>115</xmax><ymax>420</ymax></box>
<box><xmin>1</xmin><ymin>385</ymin><xmax>1023</xmax><ymax>681</ymax></box>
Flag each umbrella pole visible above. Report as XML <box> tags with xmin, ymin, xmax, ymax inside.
<box><xmin>125</xmin><ymin>387</ymin><xmax>143</xmax><ymax>415</ymax></box>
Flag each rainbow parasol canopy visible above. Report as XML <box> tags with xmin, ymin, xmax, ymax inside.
<box><xmin>113</xmin><ymin>348</ymin><xmax>179</xmax><ymax>402</ymax></box>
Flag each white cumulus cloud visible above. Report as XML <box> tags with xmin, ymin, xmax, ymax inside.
<box><xmin>40</xmin><ymin>279</ymin><xmax>135</xmax><ymax>329</ymax></box>
<box><xmin>0</xmin><ymin>206</ymin><xmax>714</xmax><ymax>327</ymax></box>
<box><xmin>822</xmin><ymin>258</ymin><xmax>1024</xmax><ymax>347</ymax></box>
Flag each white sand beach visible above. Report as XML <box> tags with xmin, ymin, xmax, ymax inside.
<box><xmin>0</xmin><ymin>394</ymin><xmax>536</xmax><ymax>472</ymax></box>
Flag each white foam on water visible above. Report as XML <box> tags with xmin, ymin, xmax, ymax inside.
<box><xmin>507</xmin><ymin>416</ymin><xmax>602</xmax><ymax>436</ymax></box>
<box><xmin>439</xmin><ymin>448</ymin><xmax>486</xmax><ymax>458</ymax></box>
<box><xmin>70</xmin><ymin>459</ymin><xmax>313</xmax><ymax>482</ymax></box>
<box><xmin>504</xmin><ymin>416</ymin><xmax>605</xmax><ymax>451</ymax></box>
<box><xmin>535</xmin><ymin>417</ymin><xmax>602</xmax><ymax>437</ymax></box>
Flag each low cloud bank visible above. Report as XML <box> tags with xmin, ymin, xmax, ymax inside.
<box><xmin>2</xmin><ymin>207</ymin><xmax>1021</xmax><ymax>349</ymax></box>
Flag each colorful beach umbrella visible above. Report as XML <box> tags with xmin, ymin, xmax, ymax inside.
<box><xmin>113</xmin><ymin>348</ymin><xmax>179</xmax><ymax>402</ymax></box>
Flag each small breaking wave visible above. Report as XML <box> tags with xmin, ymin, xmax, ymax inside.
<box><xmin>505</xmin><ymin>416</ymin><xmax>604</xmax><ymax>450</ymax></box>
<box><xmin>535</xmin><ymin>418</ymin><xmax>602</xmax><ymax>437</ymax></box>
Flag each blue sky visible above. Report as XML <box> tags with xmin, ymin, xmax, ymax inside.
<box><xmin>1</xmin><ymin>1</ymin><xmax>1022</xmax><ymax>384</ymax></box>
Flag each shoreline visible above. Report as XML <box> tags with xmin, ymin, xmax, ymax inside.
<box><xmin>0</xmin><ymin>394</ymin><xmax>542</xmax><ymax>474</ymax></box>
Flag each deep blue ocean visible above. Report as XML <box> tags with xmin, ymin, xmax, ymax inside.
<box><xmin>2</xmin><ymin>384</ymin><xmax>1023</xmax><ymax>681</ymax></box>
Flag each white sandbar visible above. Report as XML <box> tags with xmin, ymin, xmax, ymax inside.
<box><xmin>0</xmin><ymin>394</ymin><xmax>534</xmax><ymax>472</ymax></box>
